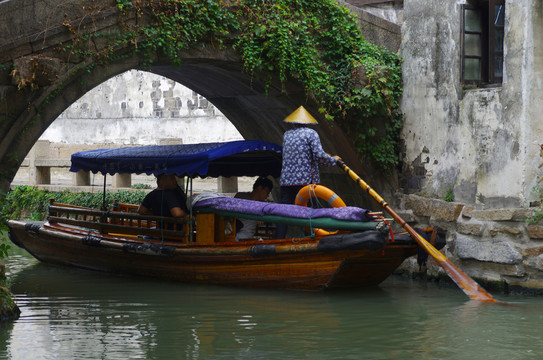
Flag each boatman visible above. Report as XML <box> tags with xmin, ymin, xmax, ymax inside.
<box><xmin>275</xmin><ymin>106</ymin><xmax>341</xmax><ymax>239</ymax></box>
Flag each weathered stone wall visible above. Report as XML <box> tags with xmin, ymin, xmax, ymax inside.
<box><xmin>399</xmin><ymin>0</ymin><xmax>543</xmax><ymax>209</ymax></box>
<box><xmin>40</xmin><ymin>70</ymin><xmax>243</xmax><ymax>146</ymax></box>
<box><xmin>398</xmin><ymin>0</ymin><xmax>543</xmax><ymax>292</ymax></box>
<box><xmin>398</xmin><ymin>193</ymin><xmax>543</xmax><ymax>292</ymax></box>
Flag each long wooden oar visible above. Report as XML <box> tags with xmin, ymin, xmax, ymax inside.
<box><xmin>337</xmin><ymin>160</ymin><xmax>496</xmax><ymax>302</ymax></box>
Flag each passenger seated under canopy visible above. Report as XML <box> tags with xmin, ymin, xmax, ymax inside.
<box><xmin>234</xmin><ymin>177</ymin><xmax>274</xmax><ymax>241</ymax></box>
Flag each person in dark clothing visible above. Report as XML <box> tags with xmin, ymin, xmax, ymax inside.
<box><xmin>138</xmin><ymin>174</ymin><xmax>189</xmax><ymax>218</ymax></box>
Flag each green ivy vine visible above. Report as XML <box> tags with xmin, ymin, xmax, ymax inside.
<box><xmin>233</xmin><ymin>0</ymin><xmax>403</xmax><ymax>169</ymax></box>
<box><xmin>65</xmin><ymin>0</ymin><xmax>403</xmax><ymax>170</ymax></box>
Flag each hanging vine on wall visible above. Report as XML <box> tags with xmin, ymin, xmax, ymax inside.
<box><xmin>62</xmin><ymin>0</ymin><xmax>403</xmax><ymax>170</ymax></box>
<box><xmin>231</xmin><ymin>0</ymin><xmax>403</xmax><ymax>170</ymax></box>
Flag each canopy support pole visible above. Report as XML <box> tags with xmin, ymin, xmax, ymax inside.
<box><xmin>101</xmin><ymin>174</ymin><xmax>107</xmax><ymax>210</ymax></box>
<box><xmin>187</xmin><ymin>177</ymin><xmax>193</xmax><ymax>243</ymax></box>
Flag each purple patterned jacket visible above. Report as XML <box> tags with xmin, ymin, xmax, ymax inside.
<box><xmin>279</xmin><ymin>127</ymin><xmax>337</xmax><ymax>186</ymax></box>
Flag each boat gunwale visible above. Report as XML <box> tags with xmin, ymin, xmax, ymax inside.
<box><xmin>8</xmin><ymin>219</ymin><xmax>404</xmax><ymax>259</ymax></box>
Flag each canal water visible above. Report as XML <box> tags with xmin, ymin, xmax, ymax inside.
<box><xmin>2</xmin><ymin>238</ymin><xmax>543</xmax><ymax>360</ymax></box>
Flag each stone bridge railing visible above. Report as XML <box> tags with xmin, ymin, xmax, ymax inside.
<box><xmin>17</xmin><ymin>140</ymin><xmax>133</xmax><ymax>189</ymax></box>
<box><xmin>13</xmin><ymin>140</ymin><xmax>240</xmax><ymax>193</ymax></box>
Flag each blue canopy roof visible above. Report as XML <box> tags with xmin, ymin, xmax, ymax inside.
<box><xmin>69</xmin><ymin>140</ymin><xmax>282</xmax><ymax>178</ymax></box>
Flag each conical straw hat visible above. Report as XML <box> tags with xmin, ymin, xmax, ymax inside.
<box><xmin>283</xmin><ymin>106</ymin><xmax>319</xmax><ymax>125</ymax></box>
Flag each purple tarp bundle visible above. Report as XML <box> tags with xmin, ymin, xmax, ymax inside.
<box><xmin>194</xmin><ymin>197</ymin><xmax>372</xmax><ymax>222</ymax></box>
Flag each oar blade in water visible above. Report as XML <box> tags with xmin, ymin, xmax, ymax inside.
<box><xmin>337</xmin><ymin>160</ymin><xmax>495</xmax><ymax>302</ymax></box>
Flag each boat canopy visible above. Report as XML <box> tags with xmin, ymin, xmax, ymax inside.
<box><xmin>69</xmin><ymin>140</ymin><xmax>282</xmax><ymax>178</ymax></box>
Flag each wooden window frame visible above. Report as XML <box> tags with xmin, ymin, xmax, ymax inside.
<box><xmin>489</xmin><ymin>0</ymin><xmax>505</xmax><ymax>84</ymax></box>
<box><xmin>461</xmin><ymin>0</ymin><xmax>505</xmax><ymax>86</ymax></box>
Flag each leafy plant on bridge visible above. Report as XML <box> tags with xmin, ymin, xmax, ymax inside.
<box><xmin>232</xmin><ymin>0</ymin><xmax>403</xmax><ymax>170</ymax></box>
<box><xmin>69</xmin><ymin>0</ymin><xmax>404</xmax><ymax>170</ymax></box>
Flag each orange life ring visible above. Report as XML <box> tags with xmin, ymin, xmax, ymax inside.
<box><xmin>295</xmin><ymin>184</ymin><xmax>346</xmax><ymax>236</ymax></box>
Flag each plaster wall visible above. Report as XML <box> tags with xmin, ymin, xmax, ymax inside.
<box><xmin>41</xmin><ymin>70</ymin><xmax>243</xmax><ymax>146</ymax></box>
<box><xmin>400</xmin><ymin>0</ymin><xmax>543</xmax><ymax>209</ymax></box>
<box><xmin>523</xmin><ymin>0</ymin><xmax>543</xmax><ymax>204</ymax></box>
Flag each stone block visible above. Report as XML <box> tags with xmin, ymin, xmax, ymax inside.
<box><xmin>457</xmin><ymin>222</ymin><xmax>483</xmax><ymax>236</ymax></box>
<box><xmin>32</xmin><ymin>26</ymin><xmax>74</xmax><ymax>53</ymax></box>
<box><xmin>12</xmin><ymin>56</ymin><xmax>63</xmax><ymax>88</ymax></box>
<box><xmin>395</xmin><ymin>209</ymin><xmax>416</xmax><ymax>223</ymax></box>
<box><xmin>404</xmin><ymin>194</ymin><xmax>463</xmax><ymax>221</ymax></box>
<box><xmin>404</xmin><ymin>194</ymin><xmax>432</xmax><ymax>217</ymax></box>
<box><xmin>73</xmin><ymin>170</ymin><xmax>90</xmax><ymax>186</ymax></box>
<box><xmin>489</xmin><ymin>226</ymin><xmax>522</xmax><ymax>237</ymax></box>
<box><xmin>433</xmin><ymin>202</ymin><xmax>464</xmax><ymax>222</ymax></box>
<box><xmin>405</xmin><ymin>195</ymin><xmax>431</xmax><ymax>217</ymax></box>
<box><xmin>35</xmin><ymin>167</ymin><xmax>51</xmax><ymax>185</ymax></box>
<box><xmin>113</xmin><ymin>173</ymin><xmax>131</xmax><ymax>188</ymax></box>
<box><xmin>527</xmin><ymin>225</ymin><xmax>543</xmax><ymax>239</ymax></box>
<box><xmin>0</xmin><ymin>85</ymin><xmax>26</xmax><ymax>116</ymax></box>
<box><xmin>456</xmin><ymin>235</ymin><xmax>522</xmax><ymax>264</ymax></box>
<box><xmin>462</xmin><ymin>205</ymin><xmax>474</xmax><ymax>218</ymax></box>
<box><xmin>34</xmin><ymin>159</ymin><xmax>71</xmax><ymax>167</ymax></box>
<box><xmin>33</xmin><ymin>140</ymin><xmax>51</xmax><ymax>159</ymax></box>
<box><xmin>522</xmin><ymin>246</ymin><xmax>543</xmax><ymax>257</ymax></box>
<box><xmin>512</xmin><ymin>209</ymin><xmax>534</xmax><ymax>221</ymax></box>
<box><xmin>471</xmin><ymin>209</ymin><xmax>517</xmax><ymax>221</ymax></box>
<box><xmin>0</xmin><ymin>68</ymin><xmax>11</xmax><ymax>85</ymax></box>
<box><xmin>0</xmin><ymin>41</ymin><xmax>32</xmax><ymax>63</ymax></box>
<box><xmin>508</xmin><ymin>279</ymin><xmax>543</xmax><ymax>290</ymax></box>
<box><xmin>461</xmin><ymin>261</ymin><xmax>525</xmax><ymax>279</ymax></box>
<box><xmin>523</xmin><ymin>254</ymin><xmax>543</xmax><ymax>272</ymax></box>
<box><xmin>218</xmin><ymin>176</ymin><xmax>238</xmax><ymax>193</ymax></box>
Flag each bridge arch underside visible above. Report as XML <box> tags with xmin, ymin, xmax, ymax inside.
<box><xmin>3</xmin><ymin>56</ymin><xmax>394</xmax><ymax>208</ymax></box>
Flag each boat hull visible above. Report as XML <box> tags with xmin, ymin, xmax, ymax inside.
<box><xmin>8</xmin><ymin>220</ymin><xmax>417</xmax><ymax>291</ymax></box>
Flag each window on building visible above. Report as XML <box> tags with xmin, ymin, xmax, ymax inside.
<box><xmin>461</xmin><ymin>0</ymin><xmax>505</xmax><ymax>85</ymax></box>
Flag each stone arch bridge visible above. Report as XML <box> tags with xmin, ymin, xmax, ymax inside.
<box><xmin>0</xmin><ymin>0</ymin><xmax>400</xmax><ymax>206</ymax></box>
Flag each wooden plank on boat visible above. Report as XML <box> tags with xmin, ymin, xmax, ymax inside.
<box><xmin>195</xmin><ymin>213</ymin><xmax>215</xmax><ymax>244</ymax></box>
<box><xmin>47</xmin><ymin>203</ymin><xmax>193</xmax><ymax>241</ymax></box>
<box><xmin>47</xmin><ymin>216</ymin><xmax>187</xmax><ymax>241</ymax></box>
<box><xmin>49</xmin><ymin>205</ymin><xmax>189</xmax><ymax>225</ymax></box>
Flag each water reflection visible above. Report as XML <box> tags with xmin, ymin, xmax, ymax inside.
<box><xmin>3</xmin><ymin>249</ymin><xmax>543</xmax><ymax>359</ymax></box>
<box><xmin>7</xmin><ymin>262</ymin><xmax>351</xmax><ymax>359</ymax></box>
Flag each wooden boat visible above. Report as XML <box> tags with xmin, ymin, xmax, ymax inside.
<box><xmin>7</xmin><ymin>140</ymin><xmax>444</xmax><ymax>290</ymax></box>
